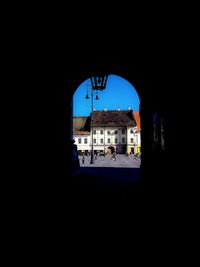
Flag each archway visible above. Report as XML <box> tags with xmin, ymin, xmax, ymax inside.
<box><xmin>107</xmin><ymin>146</ymin><xmax>115</xmax><ymax>155</ymax></box>
<box><xmin>72</xmin><ymin>74</ymin><xmax>142</xmax><ymax>175</ymax></box>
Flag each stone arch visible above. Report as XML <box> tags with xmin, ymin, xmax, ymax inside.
<box><xmin>66</xmin><ymin>62</ymin><xmax>155</xmax><ymax>180</ymax></box>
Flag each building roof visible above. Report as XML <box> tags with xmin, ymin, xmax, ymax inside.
<box><xmin>133</xmin><ymin>111</ymin><xmax>141</xmax><ymax>130</ymax></box>
<box><xmin>73</xmin><ymin>110</ymin><xmax>140</xmax><ymax>133</ymax></box>
<box><xmin>73</xmin><ymin>116</ymin><xmax>91</xmax><ymax>135</ymax></box>
<box><xmin>73</xmin><ymin>130</ymin><xmax>90</xmax><ymax>136</ymax></box>
<box><xmin>92</xmin><ymin>110</ymin><xmax>136</xmax><ymax>127</ymax></box>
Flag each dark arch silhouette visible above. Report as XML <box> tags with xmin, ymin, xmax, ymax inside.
<box><xmin>72</xmin><ymin>73</ymin><xmax>141</xmax><ymax>172</ymax></box>
<box><xmin>19</xmin><ymin>36</ymin><xmax>193</xmax><ymax>251</ymax></box>
<box><xmin>63</xmin><ymin>61</ymin><xmax>173</xmax><ymax>193</ymax></box>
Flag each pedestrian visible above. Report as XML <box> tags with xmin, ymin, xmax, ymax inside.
<box><xmin>82</xmin><ymin>155</ymin><xmax>85</xmax><ymax>164</ymax></box>
<box><xmin>134</xmin><ymin>153</ymin><xmax>138</xmax><ymax>160</ymax></box>
<box><xmin>111</xmin><ymin>152</ymin><xmax>116</xmax><ymax>161</ymax></box>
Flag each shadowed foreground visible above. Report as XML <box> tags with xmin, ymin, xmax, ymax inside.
<box><xmin>71</xmin><ymin>167</ymin><xmax>143</xmax><ymax>209</ymax></box>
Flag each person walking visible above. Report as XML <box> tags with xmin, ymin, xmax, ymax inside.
<box><xmin>82</xmin><ymin>155</ymin><xmax>85</xmax><ymax>164</ymax></box>
<box><xmin>112</xmin><ymin>152</ymin><xmax>116</xmax><ymax>161</ymax></box>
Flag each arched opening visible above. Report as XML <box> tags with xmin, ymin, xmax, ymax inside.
<box><xmin>107</xmin><ymin>146</ymin><xmax>115</xmax><ymax>155</ymax></box>
<box><xmin>72</xmin><ymin>74</ymin><xmax>142</xmax><ymax>183</ymax></box>
<box><xmin>61</xmin><ymin>59</ymin><xmax>175</xmax><ymax>209</ymax></box>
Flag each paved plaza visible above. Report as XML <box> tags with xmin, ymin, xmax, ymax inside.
<box><xmin>79</xmin><ymin>154</ymin><xmax>141</xmax><ymax>168</ymax></box>
<box><xmin>76</xmin><ymin>154</ymin><xmax>141</xmax><ymax>185</ymax></box>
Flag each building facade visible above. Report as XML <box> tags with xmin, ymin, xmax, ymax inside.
<box><xmin>73</xmin><ymin>110</ymin><xmax>141</xmax><ymax>155</ymax></box>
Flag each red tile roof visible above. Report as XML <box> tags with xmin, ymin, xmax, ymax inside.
<box><xmin>73</xmin><ymin>110</ymin><xmax>141</xmax><ymax>131</ymax></box>
<box><xmin>92</xmin><ymin>110</ymin><xmax>136</xmax><ymax>127</ymax></box>
<box><xmin>133</xmin><ymin>111</ymin><xmax>141</xmax><ymax>130</ymax></box>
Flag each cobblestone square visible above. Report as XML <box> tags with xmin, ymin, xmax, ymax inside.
<box><xmin>79</xmin><ymin>154</ymin><xmax>141</xmax><ymax>168</ymax></box>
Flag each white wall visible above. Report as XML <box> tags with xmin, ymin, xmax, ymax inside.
<box><xmin>92</xmin><ymin>127</ymin><xmax>127</xmax><ymax>145</ymax></box>
<box><xmin>74</xmin><ymin>126</ymin><xmax>141</xmax><ymax>153</ymax></box>
<box><xmin>74</xmin><ymin>135</ymin><xmax>91</xmax><ymax>151</ymax></box>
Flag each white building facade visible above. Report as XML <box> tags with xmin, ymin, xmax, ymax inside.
<box><xmin>73</xmin><ymin>110</ymin><xmax>141</xmax><ymax>155</ymax></box>
<box><xmin>73</xmin><ymin>133</ymin><xmax>91</xmax><ymax>154</ymax></box>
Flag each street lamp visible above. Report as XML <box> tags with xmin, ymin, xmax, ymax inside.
<box><xmin>86</xmin><ymin>74</ymin><xmax>108</xmax><ymax>164</ymax></box>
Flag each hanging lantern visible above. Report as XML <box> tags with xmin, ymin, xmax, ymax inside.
<box><xmin>90</xmin><ymin>74</ymin><xmax>108</xmax><ymax>90</ymax></box>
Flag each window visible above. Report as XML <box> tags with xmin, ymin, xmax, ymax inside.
<box><xmin>78</xmin><ymin>138</ymin><xmax>81</xmax><ymax>144</ymax></box>
<box><xmin>94</xmin><ymin>138</ymin><xmax>96</xmax><ymax>144</ymax></box>
<box><xmin>130</xmin><ymin>138</ymin><xmax>134</xmax><ymax>143</ymax></box>
<box><xmin>130</xmin><ymin>129</ymin><xmax>134</xmax><ymax>134</ymax></box>
<box><xmin>107</xmin><ymin>130</ymin><xmax>110</xmax><ymax>135</ymax></box>
<box><xmin>84</xmin><ymin>138</ymin><xmax>87</xmax><ymax>144</ymax></box>
<box><xmin>100</xmin><ymin>139</ymin><xmax>103</xmax><ymax>144</ymax></box>
<box><xmin>100</xmin><ymin>130</ymin><xmax>103</xmax><ymax>134</ymax></box>
<box><xmin>115</xmin><ymin>138</ymin><xmax>118</xmax><ymax>143</ymax></box>
<box><xmin>107</xmin><ymin>138</ymin><xmax>110</xmax><ymax>143</ymax></box>
<box><xmin>122</xmin><ymin>129</ymin><xmax>125</xmax><ymax>134</ymax></box>
<box><xmin>93</xmin><ymin>129</ymin><xmax>96</xmax><ymax>134</ymax></box>
<box><xmin>122</xmin><ymin>137</ymin><xmax>125</xmax><ymax>143</ymax></box>
<box><xmin>114</xmin><ymin>130</ymin><xmax>118</xmax><ymax>134</ymax></box>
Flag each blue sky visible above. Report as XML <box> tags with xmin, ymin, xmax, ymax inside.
<box><xmin>73</xmin><ymin>74</ymin><xmax>140</xmax><ymax>116</ymax></box>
